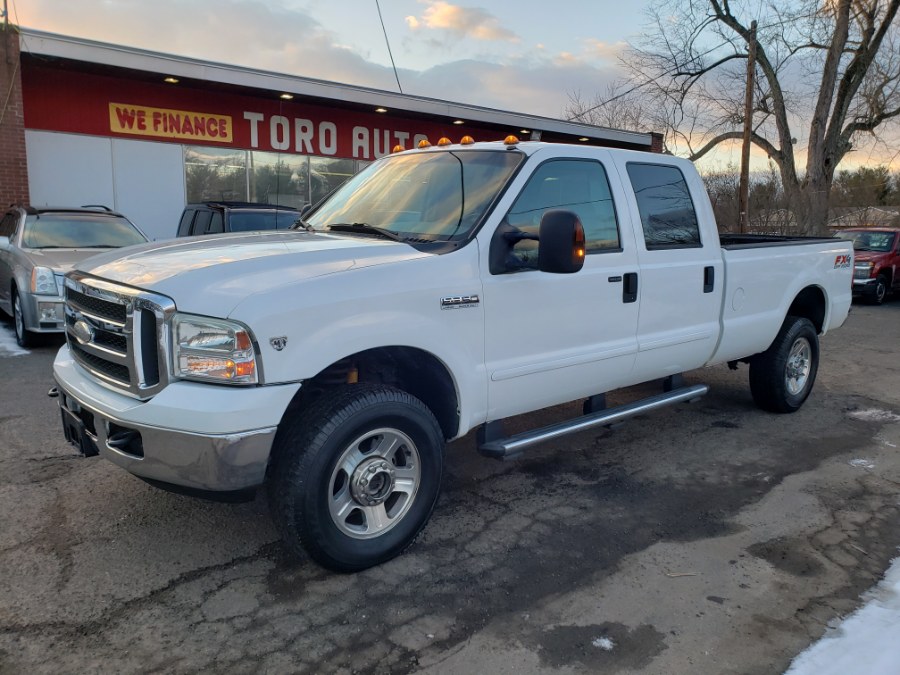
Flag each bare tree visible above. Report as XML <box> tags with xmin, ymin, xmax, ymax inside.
<box><xmin>619</xmin><ymin>0</ymin><xmax>900</xmax><ymax>233</ymax></box>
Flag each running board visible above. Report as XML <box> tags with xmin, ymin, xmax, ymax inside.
<box><xmin>477</xmin><ymin>384</ymin><xmax>709</xmax><ymax>460</ymax></box>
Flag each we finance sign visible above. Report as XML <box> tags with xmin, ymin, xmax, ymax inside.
<box><xmin>109</xmin><ymin>103</ymin><xmax>233</xmax><ymax>143</ymax></box>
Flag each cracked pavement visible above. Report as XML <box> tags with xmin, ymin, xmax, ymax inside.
<box><xmin>1</xmin><ymin>301</ymin><xmax>899</xmax><ymax>674</ymax></box>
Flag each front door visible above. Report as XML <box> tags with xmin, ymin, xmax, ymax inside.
<box><xmin>481</xmin><ymin>153</ymin><xmax>641</xmax><ymax>421</ymax></box>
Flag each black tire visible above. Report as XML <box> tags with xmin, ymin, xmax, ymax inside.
<box><xmin>749</xmin><ymin>316</ymin><xmax>819</xmax><ymax>414</ymax></box>
<box><xmin>867</xmin><ymin>274</ymin><xmax>888</xmax><ymax>305</ymax></box>
<box><xmin>12</xmin><ymin>289</ymin><xmax>34</xmax><ymax>349</ymax></box>
<box><xmin>268</xmin><ymin>384</ymin><xmax>444</xmax><ymax>572</ymax></box>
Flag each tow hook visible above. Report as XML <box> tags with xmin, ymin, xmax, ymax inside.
<box><xmin>47</xmin><ymin>386</ymin><xmax>59</xmax><ymax>398</ymax></box>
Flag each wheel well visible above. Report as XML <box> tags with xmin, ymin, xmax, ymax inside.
<box><xmin>787</xmin><ymin>286</ymin><xmax>826</xmax><ymax>333</ymax></box>
<box><xmin>288</xmin><ymin>347</ymin><xmax>460</xmax><ymax>440</ymax></box>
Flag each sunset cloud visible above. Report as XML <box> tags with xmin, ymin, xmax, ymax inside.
<box><xmin>405</xmin><ymin>1</ymin><xmax>519</xmax><ymax>42</ymax></box>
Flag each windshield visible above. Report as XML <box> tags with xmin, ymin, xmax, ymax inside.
<box><xmin>835</xmin><ymin>230</ymin><xmax>897</xmax><ymax>252</ymax></box>
<box><xmin>229</xmin><ymin>210</ymin><xmax>299</xmax><ymax>232</ymax></box>
<box><xmin>21</xmin><ymin>214</ymin><xmax>147</xmax><ymax>249</ymax></box>
<box><xmin>306</xmin><ymin>149</ymin><xmax>524</xmax><ymax>240</ymax></box>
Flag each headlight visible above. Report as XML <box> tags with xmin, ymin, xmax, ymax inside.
<box><xmin>171</xmin><ymin>314</ymin><xmax>259</xmax><ymax>384</ymax></box>
<box><xmin>31</xmin><ymin>266</ymin><xmax>60</xmax><ymax>295</ymax></box>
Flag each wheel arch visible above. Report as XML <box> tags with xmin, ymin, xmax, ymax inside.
<box><xmin>787</xmin><ymin>285</ymin><xmax>826</xmax><ymax>334</ymax></box>
<box><xmin>282</xmin><ymin>346</ymin><xmax>461</xmax><ymax>441</ymax></box>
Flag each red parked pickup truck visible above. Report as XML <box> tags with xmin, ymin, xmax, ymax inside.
<box><xmin>835</xmin><ymin>227</ymin><xmax>900</xmax><ymax>304</ymax></box>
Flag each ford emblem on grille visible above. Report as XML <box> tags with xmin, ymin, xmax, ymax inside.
<box><xmin>72</xmin><ymin>319</ymin><xmax>95</xmax><ymax>345</ymax></box>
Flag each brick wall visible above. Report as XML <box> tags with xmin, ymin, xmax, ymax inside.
<box><xmin>650</xmin><ymin>132</ymin><xmax>664</xmax><ymax>154</ymax></box>
<box><xmin>0</xmin><ymin>25</ymin><xmax>29</xmax><ymax>206</ymax></box>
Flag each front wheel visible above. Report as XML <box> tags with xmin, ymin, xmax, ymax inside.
<box><xmin>268</xmin><ymin>384</ymin><xmax>444</xmax><ymax>572</ymax></box>
<box><xmin>12</xmin><ymin>290</ymin><xmax>34</xmax><ymax>348</ymax></box>
<box><xmin>867</xmin><ymin>275</ymin><xmax>888</xmax><ymax>305</ymax></box>
<box><xmin>749</xmin><ymin>316</ymin><xmax>819</xmax><ymax>414</ymax></box>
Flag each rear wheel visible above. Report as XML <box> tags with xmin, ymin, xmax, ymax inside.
<box><xmin>268</xmin><ymin>384</ymin><xmax>444</xmax><ymax>572</ymax></box>
<box><xmin>749</xmin><ymin>316</ymin><xmax>819</xmax><ymax>413</ymax></box>
<box><xmin>12</xmin><ymin>290</ymin><xmax>34</xmax><ymax>348</ymax></box>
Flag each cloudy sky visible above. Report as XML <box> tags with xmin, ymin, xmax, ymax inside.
<box><xmin>14</xmin><ymin>0</ymin><xmax>645</xmax><ymax>121</ymax></box>
<box><xmin>11</xmin><ymin>0</ymin><xmax>899</xmax><ymax>170</ymax></box>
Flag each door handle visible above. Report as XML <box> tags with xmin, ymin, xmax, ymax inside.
<box><xmin>703</xmin><ymin>266</ymin><xmax>715</xmax><ymax>293</ymax></box>
<box><xmin>623</xmin><ymin>272</ymin><xmax>638</xmax><ymax>303</ymax></box>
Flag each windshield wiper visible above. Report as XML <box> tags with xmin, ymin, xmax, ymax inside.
<box><xmin>327</xmin><ymin>222</ymin><xmax>406</xmax><ymax>243</ymax></box>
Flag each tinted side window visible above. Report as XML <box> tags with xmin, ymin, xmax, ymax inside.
<box><xmin>190</xmin><ymin>210</ymin><xmax>212</xmax><ymax>236</ymax></box>
<box><xmin>207</xmin><ymin>211</ymin><xmax>224</xmax><ymax>234</ymax></box>
<box><xmin>502</xmin><ymin>160</ymin><xmax>620</xmax><ymax>270</ymax></box>
<box><xmin>177</xmin><ymin>209</ymin><xmax>195</xmax><ymax>236</ymax></box>
<box><xmin>626</xmin><ymin>163</ymin><xmax>701</xmax><ymax>250</ymax></box>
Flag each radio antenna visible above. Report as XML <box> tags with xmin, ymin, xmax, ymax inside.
<box><xmin>375</xmin><ymin>0</ymin><xmax>403</xmax><ymax>93</ymax></box>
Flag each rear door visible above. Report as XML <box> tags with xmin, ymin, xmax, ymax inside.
<box><xmin>616</xmin><ymin>160</ymin><xmax>724</xmax><ymax>381</ymax></box>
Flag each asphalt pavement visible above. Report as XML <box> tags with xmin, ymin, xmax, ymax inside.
<box><xmin>1</xmin><ymin>300</ymin><xmax>899</xmax><ymax>674</ymax></box>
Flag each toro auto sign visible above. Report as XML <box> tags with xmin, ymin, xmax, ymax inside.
<box><xmin>24</xmin><ymin>63</ymin><xmax>493</xmax><ymax>160</ymax></box>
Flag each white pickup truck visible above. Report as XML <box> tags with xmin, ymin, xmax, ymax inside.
<box><xmin>53</xmin><ymin>138</ymin><xmax>853</xmax><ymax>571</ymax></box>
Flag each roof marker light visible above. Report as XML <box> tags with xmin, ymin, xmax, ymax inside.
<box><xmin>504</xmin><ymin>135</ymin><xmax>520</xmax><ymax>145</ymax></box>
<box><xmin>392</xmin><ymin>144</ymin><xmax>405</xmax><ymax>153</ymax></box>
<box><xmin>460</xmin><ymin>136</ymin><xmax>475</xmax><ymax>145</ymax></box>
<box><xmin>417</xmin><ymin>139</ymin><xmax>432</xmax><ymax>149</ymax></box>
<box><xmin>437</xmin><ymin>137</ymin><xmax>452</xmax><ymax>146</ymax></box>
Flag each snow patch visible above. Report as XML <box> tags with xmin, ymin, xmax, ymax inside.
<box><xmin>848</xmin><ymin>409</ymin><xmax>900</xmax><ymax>423</ymax></box>
<box><xmin>848</xmin><ymin>459</ymin><xmax>876</xmax><ymax>470</ymax></box>
<box><xmin>785</xmin><ymin>557</ymin><xmax>900</xmax><ymax>675</ymax></box>
<box><xmin>0</xmin><ymin>324</ymin><xmax>28</xmax><ymax>357</ymax></box>
<box><xmin>591</xmin><ymin>636</ymin><xmax>615</xmax><ymax>651</ymax></box>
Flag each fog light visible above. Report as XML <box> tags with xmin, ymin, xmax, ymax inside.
<box><xmin>39</xmin><ymin>303</ymin><xmax>61</xmax><ymax>321</ymax></box>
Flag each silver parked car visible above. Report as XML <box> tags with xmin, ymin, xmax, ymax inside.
<box><xmin>0</xmin><ymin>206</ymin><xmax>148</xmax><ymax>347</ymax></box>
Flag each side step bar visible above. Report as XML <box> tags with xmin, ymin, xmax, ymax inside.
<box><xmin>477</xmin><ymin>384</ymin><xmax>708</xmax><ymax>460</ymax></box>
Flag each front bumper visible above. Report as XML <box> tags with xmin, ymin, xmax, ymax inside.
<box><xmin>852</xmin><ymin>278</ymin><xmax>878</xmax><ymax>297</ymax></box>
<box><xmin>54</xmin><ymin>346</ymin><xmax>301</xmax><ymax>492</ymax></box>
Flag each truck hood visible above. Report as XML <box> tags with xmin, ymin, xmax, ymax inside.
<box><xmin>853</xmin><ymin>250</ymin><xmax>890</xmax><ymax>264</ymax></box>
<box><xmin>76</xmin><ymin>231</ymin><xmax>429</xmax><ymax>316</ymax></box>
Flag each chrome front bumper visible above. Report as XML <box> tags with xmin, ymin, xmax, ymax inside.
<box><xmin>53</xmin><ymin>346</ymin><xmax>301</xmax><ymax>492</ymax></box>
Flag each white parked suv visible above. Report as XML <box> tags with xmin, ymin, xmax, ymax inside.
<box><xmin>52</xmin><ymin>139</ymin><xmax>853</xmax><ymax>571</ymax></box>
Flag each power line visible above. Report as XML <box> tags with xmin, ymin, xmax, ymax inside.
<box><xmin>375</xmin><ymin>0</ymin><xmax>403</xmax><ymax>94</ymax></box>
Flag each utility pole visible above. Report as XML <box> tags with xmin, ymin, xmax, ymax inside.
<box><xmin>739</xmin><ymin>20</ymin><xmax>757</xmax><ymax>234</ymax></box>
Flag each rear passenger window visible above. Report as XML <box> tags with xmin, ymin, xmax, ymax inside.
<box><xmin>501</xmin><ymin>159</ymin><xmax>620</xmax><ymax>271</ymax></box>
<box><xmin>626</xmin><ymin>163</ymin><xmax>701</xmax><ymax>250</ymax></box>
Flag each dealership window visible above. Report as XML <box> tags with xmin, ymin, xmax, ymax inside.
<box><xmin>184</xmin><ymin>146</ymin><xmax>369</xmax><ymax>206</ymax></box>
<box><xmin>310</xmin><ymin>157</ymin><xmax>357</xmax><ymax>205</ymax></box>
<box><xmin>250</xmin><ymin>152</ymin><xmax>310</xmax><ymax>208</ymax></box>
<box><xmin>184</xmin><ymin>147</ymin><xmax>248</xmax><ymax>202</ymax></box>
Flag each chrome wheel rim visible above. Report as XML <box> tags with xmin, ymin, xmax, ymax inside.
<box><xmin>13</xmin><ymin>295</ymin><xmax>24</xmax><ymax>342</ymax></box>
<box><xmin>785</xmin><ymin>337</ymin><xmax>811</xmax><ymax>395</ymax></box>
<box><xmin>328</xmin><ymin>428</ymin><xmax>421</xmax><ymax>539</ymax></box>
<box><xmin>876</xmin><ymin>280</ymin><xmax>886</xmax><ymax>303</ymax></box>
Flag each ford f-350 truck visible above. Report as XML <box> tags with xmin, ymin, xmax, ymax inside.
<box><xmin>52</xmin><ymin>138</ymin><xmax>853</xmax><ymax>571</ymax></box>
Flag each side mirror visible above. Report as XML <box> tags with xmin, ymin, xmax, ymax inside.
<box><xmin>0</xmin><ymin>235</ymin><xmax>9</xmax><ymax>249</ymax></box>
<box><xmin>538</xmin><ymin>210</ymin><xmax>585</xmax><ymax>274</ymax></box>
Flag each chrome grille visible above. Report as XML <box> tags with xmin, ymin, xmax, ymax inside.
<box><xmin>63</xmin><ymin>273</ymin><xmax>175</xmax><ymax>399</ymax></box>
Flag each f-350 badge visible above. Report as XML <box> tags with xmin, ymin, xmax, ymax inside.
<box><xmin>440</xmin><ymin>294</ymin><xmax>480</xmax><ymax>310</ymax></box>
